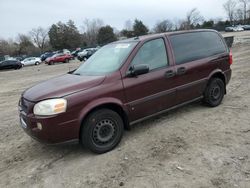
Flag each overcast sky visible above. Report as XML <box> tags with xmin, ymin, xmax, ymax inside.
<box><xmin>0</xmin><ymin>0</ymin><xmax>228</xmax><ymax>39</ymax></box>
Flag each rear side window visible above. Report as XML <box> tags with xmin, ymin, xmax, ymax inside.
<box><xmin>131</xmin><ymin>38</ymin><xmax>168</xmax><ymax>70</ymax></box>
<box><xmin>170</xmin><ymin>32</ymin><xmax>227</xmax><ymax>65</ymax></box>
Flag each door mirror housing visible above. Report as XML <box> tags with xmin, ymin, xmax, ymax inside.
<box><xmin>127</xmin><ymin>64</ymin><xmax>149</xmax><ymax>77</ymax></box>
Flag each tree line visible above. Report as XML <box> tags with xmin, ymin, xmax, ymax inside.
<box><xmin>1</xmin><ymin>1</ymin><xmax>250</xmax><ymax>57</ymax></box>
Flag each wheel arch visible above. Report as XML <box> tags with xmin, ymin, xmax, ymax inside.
<box><xmin>79</xmin><ymin>99</ymin><xmax>130</xmax><ymax>140</ymax></box>
<box><xmin>207</xmin><ymin>70</ymin><xmax>226</xmax><ymax>94</ymax></box>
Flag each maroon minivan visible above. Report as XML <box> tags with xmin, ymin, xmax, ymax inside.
<box><xmin>19</xmin><ymin>30</ymin><xmax>232</xmax><ymax>153</ymax></box>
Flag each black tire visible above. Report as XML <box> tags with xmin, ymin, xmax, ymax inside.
<box><xmin>78</xmin><ymin>57</ymin><xmax>83</xmax><ymax>62</ymax></box>
<box><xmin>15</xmin><ymin>65</ymin><xmax>22</xmax><ymax>70</ymax></box>
<box><xmin>81</xmin><ymin>109</ymin><xmax>124</xmax><ymax>154</ymax></box>
<box><xmin>35</xmin><ymin>62</ymin><xmax>39</xmax><ymax>65</ymax></box>
<box><xmin>83</xmin><ymin>57</ymin><xmax>87</xmax><ymax>61</ymax></box>
<box><xmin>203</xmin><ymin>78</ymin><xmax>225</xmax><ymax>107</ymax></box>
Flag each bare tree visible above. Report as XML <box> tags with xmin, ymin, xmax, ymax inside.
<box><xmin>17</xmin><ymin>34</ymin><xmax>38</xmax><ymax>55</ymax></box>
<box><xmin>172</xmin><ymin>18</ymin><xmax>183</xmax><ymax>30</ymax></box>
<box><xmin>0</xmin><ymin>39</ymin><xmax>19</xmax><ymax>56</ymax></box>
<box><xmin>223</xmin><ymin>0</ymin><xmax>237</xmax><ymax>24</ymax></box>
<box><xmin>29</xmin><ymin>27</ymin><xmax>48</xmax><ymax>53</ymax></box>
<box><xmin>184</xmin><ymin>8</ymin><xmax>203</xmax><ymax>30</ymax></box>
<box><xmin>235</xmin><ymin>8</ymin><xmax>244</xmax><ymax>21</ymax></box>
<box><xmin>153</xmin><ymin>19</ymin><xmax>173</xmax><ymax>33</ymax></box>
<box><xmin>124</xmin><ymin>20</ymin><xmax>133</xmax><ymax>31</ymax></box>
<box><xmin>248</xmin><ymin>7</ymin><xmax>250</xmax><ymax>19</ymax></box>
<box><xmin>239</xmin><ymin>0</ymin><xmax>249</xmax><ymax>23</ymax></box>
<box><xmin>81</xmin><ymin>18</ymin><xmax>104</xmax><ymax>46</ymax></box>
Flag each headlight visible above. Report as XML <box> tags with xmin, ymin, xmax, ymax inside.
<box><xmin>33</xmin><ymin>98</ymin><xmax>67</xmax><ymax>116</ymax></box>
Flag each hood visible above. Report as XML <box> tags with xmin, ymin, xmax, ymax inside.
<box><xmin>23</xmin><ymin>74</ymin><xmax>105</xmax><ymax>102</ymax></box>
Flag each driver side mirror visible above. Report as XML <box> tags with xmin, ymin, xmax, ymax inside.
<box><xmin>127</xmin><ymin>64</ymin><xmax>149</xmax><ymax>77</ymax></box>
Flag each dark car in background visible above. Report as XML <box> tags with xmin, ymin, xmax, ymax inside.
<box><xmin>40</xmin><ymin>52</ymin><xmax>56</xmax><ymax>62</ymax></box>
<box><xmin>19</xmin><ymin>30</ymin><xmax>232</xmax><ymax>154</ymax></box>
<box><xmin>77</xmin><ymin>48</ymin><xmax>97</xmax><ymax>61</ymax></box>
<box><xmin>15</xmin><ymin>56</ymin><xmax>27</xmax><ymax>61</ymax></box>
<box><xmin>0</xmin><ymin>60</ymin><xmax>23</xmax><ymax>70</ymax></box>
<box><xmin>243</xmin><ymin>25</ymin><xmax>250</xmax><ymax>30</ymax></box>
<box><xmin>71</xmin><ymin>48</ymin><xmax>82</xmax><ymax>57</ymax></box>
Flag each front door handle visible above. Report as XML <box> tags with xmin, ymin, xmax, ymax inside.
<box><xmin>176</xmin><ymin>67</ymin><xmax>186</xmax><ymax>75</ymax></box>
<box><xmin>165</xmin><ymin>70</ymin><xmax>175</xmax><ymax>78</ymax></box>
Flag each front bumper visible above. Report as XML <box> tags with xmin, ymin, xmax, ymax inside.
<box><xmin>18</xmin><ymin>100</ymin><xmax>80</xmax><ymax>144</ymax></box>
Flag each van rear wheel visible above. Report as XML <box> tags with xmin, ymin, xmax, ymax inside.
<box><xmin>203</xmin><ymin>78</ymin><xmax>225</xmax><ymax>107</ymax></box>
<box><xmin>81</xmin><ymin>109</ymin><xmax>124</xmax><ymax>154</ymax></box>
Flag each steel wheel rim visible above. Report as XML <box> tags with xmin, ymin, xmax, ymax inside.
<box><xmin>211</xmin><ymin>84</ymin><xmax>221</xmax><ymax>101</ymax></box>
<box><xmin>92</xmin><ymin>119</ymin><xmax>116</xmax><ymax>145</ymax></box>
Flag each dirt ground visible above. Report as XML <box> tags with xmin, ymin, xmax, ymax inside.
<box><xmin>0</xmin><ymin>31</ymin><xmax>250</xmax><ymax>188</ymax></box>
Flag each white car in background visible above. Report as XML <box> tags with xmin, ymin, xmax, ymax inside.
<box><xmin>21</xmin><ymin>57</ymin><xmax>41</xmax><ymax>66</ymax></box>
<box><xmin>235</xmin><ymin>26</ymin><xmax>244</xmax><ymax>31</ymax></box>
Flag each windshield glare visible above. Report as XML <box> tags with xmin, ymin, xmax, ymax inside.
<box><xmin>74</xmin><ymin>42</ymin><xmax>137</xmax><ymax>76</ymax></box>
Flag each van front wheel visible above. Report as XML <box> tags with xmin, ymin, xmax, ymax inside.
<box><xmin>81</xmin><ymin>109</ymin><xmax>124</xmax><ymax>154</ymax></box>
<box><xmin>203</xmin><ymin>78</ymin><xmax>225</xmax><ymax>107</ymax></box>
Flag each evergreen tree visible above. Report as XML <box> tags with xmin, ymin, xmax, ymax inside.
<box><xmin>97</xmin><ymin>25</ymin><xmax>117</xmax><ymax>45</ymax></box>
<box><xmin>48</xmin><ymin>20</ymin><xmax>81</xmax><ymax>50</ymax></box>
<box><xmin>133</xmin><ymin>19</ymin><xmax>149</xmax><ymax>36</ymax></box>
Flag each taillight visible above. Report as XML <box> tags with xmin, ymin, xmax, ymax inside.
<box><xmin>229</xmin><ymin>50</ymin><xmax>233</xmax><ymax>65</ymax></box>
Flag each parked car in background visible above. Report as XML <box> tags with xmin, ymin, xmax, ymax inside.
<box><xmin>235</xmin><ymin>26</ymin><xmax>244</xmax><ymax>31</ymax></box>
<box><xmin>55</xmin><ymin>49</ymin><xmax>71</xmax><ymax>55</ymax></box>
<box><xmin>45</xmin><ymin>53</ymin><xmax>73</xmax><ymax>65</ymax></box>
<box><xmin>225</xmin><ymin>25</ymin><xmax>244</xmax><ymax>32</ymax></box>
<box><xmin>21</xmin><ymin>57</ymin><xmax>41</xmax><ymax>66</ymax></box>
<box><xmin>77</xmin><ymin>48</ymin><xmax>97</xmax><ymax>61</ymax></box>
<box><xmin>41</xmin><ymin>52</ymin><xmax>55</xmax><ymax>61</ymax></box>
<box><xmin>243</xmin><ymin>25</ymin><xmax>250</xmax><ymax>30</ymax></box>
<box><xmin>19</xmin><ymin>30</ymin><xmax>232</xmax><ymax>153</ymax></box>
<box><xmin>15</xmin><ymin>56</ymin><xmax>27</xmax><ymax>61</ymax></box>
<box><xmin>71</xmin><ymin>48</ymin><xmax>82</xmax><ymax>57</ymax></box>
<box><xmin>225</xmin><ymin>27</ymin><xmax>235</xmax><ymax>32</ymax></box>
<box><xmin>0</xmin><ymin>60</ymin><xmax>23</xmax><ymax>70</ymax></box>
<box><xmin>63</xmin><ymin>49</ymin><xmax>71</xmax><ymax>54</ymax></box>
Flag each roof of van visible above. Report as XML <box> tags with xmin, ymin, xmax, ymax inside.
<box><xmin>115</xmin><ymin>29</ymin><xmax>218</xmax><ymax>43</ymax></box>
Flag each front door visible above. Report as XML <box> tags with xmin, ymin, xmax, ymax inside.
<box><xmin>122</xmin><ymin>38</ymin><xmax>177</xmax><ymax>122</ymax></box>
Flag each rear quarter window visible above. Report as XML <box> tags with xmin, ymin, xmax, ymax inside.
<box><xmin>170</xmin><ymin>31</ymin><xmax>227</xmax><ymax>65</ymax></box>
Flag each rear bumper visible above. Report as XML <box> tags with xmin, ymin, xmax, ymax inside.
<box><xmin>224</xmin><ymin>68</ymin><xmax>232</xmax><ymax>85</ymax></box>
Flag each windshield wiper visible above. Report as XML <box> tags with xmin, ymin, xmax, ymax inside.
<box><xmin>67</xmin><ymin>69</ymin><xmax>76</xmax><ymax>74</ymax></box>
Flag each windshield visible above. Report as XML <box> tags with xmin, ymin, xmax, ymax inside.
<box><xmin>73</xmin><ymin>42</ymin><xmax>137</xmax><ymax>76</ymax></box>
